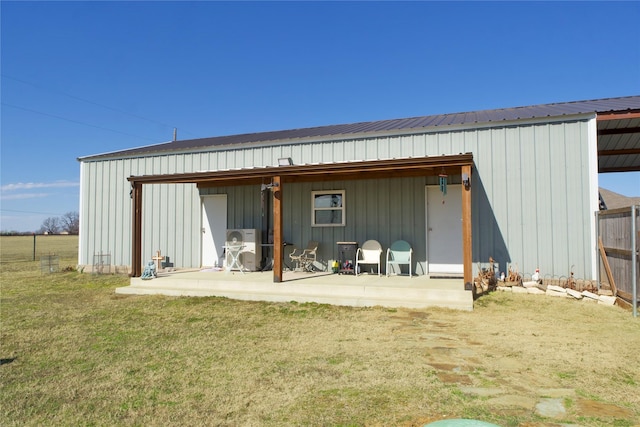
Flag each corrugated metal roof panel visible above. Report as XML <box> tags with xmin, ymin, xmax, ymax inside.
<box><xmin>80</xmin><ymin>95</ymin><xmax>640</xmax><ymax>160</ymax></box>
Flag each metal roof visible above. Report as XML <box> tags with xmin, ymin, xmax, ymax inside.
<box><xmin>80</xmin><ymin>95</ymin><xmax>640</xmax><ymax>164</ymax></box>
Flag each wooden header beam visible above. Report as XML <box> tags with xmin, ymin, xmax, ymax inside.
<box><xmin>597</xmin><ymin>111</ymin><xmax>640</xmax><ymax>121</ymax></box>
<box><xmin>127</xmin><ymin>154</ymin><xmax>474</xmax><ymax>187</ymax></box>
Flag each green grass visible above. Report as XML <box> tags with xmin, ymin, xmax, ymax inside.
<box><xmin>0</xmin><ymin>235</ymin><xmax>79</xmax><ymax>265</ymax></box>
<box><xmin>1</xmin><ymin>236</ymin><xmax>639</xmax><ymax>426</ymax></box>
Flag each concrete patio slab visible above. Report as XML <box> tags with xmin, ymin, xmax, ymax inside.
<box><xmin>116</xmin><ymin>269</ymin><xmax>474</xmax><ymax>310</ymax></box>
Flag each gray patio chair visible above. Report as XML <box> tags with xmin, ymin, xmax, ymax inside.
<box><xmin>289</xmin><ymin>241</ymin><xmax>319</xmax><ymax>272</ymax></box>
<box><xmin>386</xmin><ymin>240</ymin><xmax>412</xmax><ymax>277</ymax></box>
<box><xmin>355</xmin><ymin>240</ymin><xmax>382</xmax><ymax>276</ymax></box>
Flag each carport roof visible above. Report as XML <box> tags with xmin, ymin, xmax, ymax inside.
<box><xmin>80</xmin><ymin>95</ymin><xmax>640</xmax><ymax>172</ymax></box>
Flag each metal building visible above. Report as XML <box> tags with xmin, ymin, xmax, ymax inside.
<box><xmin>77</xmin><ymin>96</ymin><xmax>640</xmax><ymax>286</ymax></box>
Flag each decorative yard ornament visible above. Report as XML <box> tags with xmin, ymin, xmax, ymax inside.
<box><xmin>141</xmin><ymin>260</ymin><xmax>156</xmax><ymax>280</ymax></box>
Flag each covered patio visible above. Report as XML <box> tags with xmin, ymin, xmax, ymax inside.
<box><xmin>121</xmin><ymin>154</ymin><xmax>475</xmax><ymax>309</ymax></box>
<box><xmin>128</xmin><ymin>154</ymin><xmax>475</xmax><ymax>281</ymax></box>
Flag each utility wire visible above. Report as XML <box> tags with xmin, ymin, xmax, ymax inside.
<box><xmin>2</xmin><ymin>103</ymin><xmax>161</xmax><ymax>143</ymax></box>
<box><xmin>1</xmin><ymin>208</ymin><xmax>66</xmax><ymax>216</ymax></box>
<box><xmin>2</xmin><ymin>74</ymin><xmax>197</xmax><ymax>138</ymax></box>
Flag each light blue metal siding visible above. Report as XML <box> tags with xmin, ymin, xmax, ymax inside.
<box><xmin>462</xmin><ymin>120</ymin><xmax>593</xmax><ymax>279</ymax></box>
<box><xmin>276</xmin><ymin>177</ymin><xmax>434</xmax><ymax>273</ymax></box>
<box><xmin>79</xmin><ymin>117</ymin><xmax>595</xmax><ymax>279</ymax></box>
<box><xmin>79</xmin><ymin>156</ymin><xmax>201</xmax><ymax>271</ymax></box>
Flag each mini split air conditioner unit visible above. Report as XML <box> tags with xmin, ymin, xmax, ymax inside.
<box><xmin>225</xmin><ymin>229</ymin><xmax>261</xmax><ymax>271</ymax></box>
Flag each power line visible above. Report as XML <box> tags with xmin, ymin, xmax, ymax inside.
<box><xmin>2</xmin><ymin>74</ymin><xmax>197</xmax><ymax>138</ymax></box>
<box><xmin>1</xmin><ymin>208</ymin><xmax>67</xmax><ymax>216</ymax></box>
<box><xmin>2</xmin><ymin>102</ymin><xmax>161</xmax><ymax>143</ymax></box>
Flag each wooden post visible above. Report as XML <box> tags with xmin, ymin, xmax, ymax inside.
<box><xmin>461</xmin><ymin>165</ymin><xmax>473</xmax><ymax>287</ymax></box>
<box><xmin>272</xmin><ymin>176</ymin><xmax>283</xmax><ymax>283</ymax></box>
<box><xmin>131</xmin><ymin>182</ymin><xmax>143</xmax><ymax>277</ymax></box>
<box><xmin>598</xmin><ymin>237</ymin><xmax>617</xmax><ymax>297</ymax></box>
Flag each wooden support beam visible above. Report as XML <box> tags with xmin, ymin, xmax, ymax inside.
<box><xmin>131</xmin><ymin>182</ymin><xmax>143</xmax><ymax>277</ymax></box>
<box><xmin>597</xmin><ymin>111</ymin><xmax>640</xmax><ymax>121</ymax></box>
<box><xmin>598</xmin><ymin>237</ymin><xmax>618</xmax><ymax>297</ymax></box>
<box><xmin>272</xmin><ymin>176</ymin><xmax>283</xmax><ymax>283</ymax></box>
<box><xmin>598</xmin><ymin>148</ymin><xmax>640</xmax><ymax>156</ymax></box>
<box><xmin>599</xmin><ymin>165</ymin><xmax>640</xmax><ymax>173</ymax></box>
<box><xmin>597</xmin><ymin>127</ymin><xmax>640</xmax><ymax>136</ymax></box>
<box><xmin>461</xmin><ymin>165</ymin><xmax>473</xmax><ymax>287</ymax></box>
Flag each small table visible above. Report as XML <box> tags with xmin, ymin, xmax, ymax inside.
<box><xmin>337</xmin><ymin>242</ymin><xmax>358</xmax><ymax>275</ymax></box>
<box><xmin>224</xmin><ymin>244</ymin><xmax>245</xmax><ymax>273</ymax></box>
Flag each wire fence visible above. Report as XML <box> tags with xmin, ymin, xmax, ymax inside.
<box><xmin>0</xmin><ymin>235</ymin><xmax>79</xmax><ymax>265</ymax></box>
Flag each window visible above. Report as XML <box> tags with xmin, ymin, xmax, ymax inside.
<box><xmin>312</xmin><ymin>190</ymin><xmax>345</xmax><ymax>226</ymax></box>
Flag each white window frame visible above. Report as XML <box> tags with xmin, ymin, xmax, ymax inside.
<box><xmin>311</xmin><ymin>190</ymin><xmax>345</xmax><ymax>227</ymax></box>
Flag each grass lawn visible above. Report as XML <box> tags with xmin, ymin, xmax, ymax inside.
<box><xmin>1</xmin><ymin>236</ymin><xmax>639</xmax><ymax>426</ymax></box>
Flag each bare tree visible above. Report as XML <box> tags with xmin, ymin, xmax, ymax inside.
<box><xmin>60</xmin><ymin>211</ymin><xmax>79</xmax><ymax>234</ymax></box>
<box><xmin>39</xmin><ymin>217</ymin><xmax>61</xmax><ymax>234</ymax></box>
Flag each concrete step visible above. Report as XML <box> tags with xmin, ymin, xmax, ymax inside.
<box><xmin>116</xmin><ymin>272</ymin><xmax>473</xmax><ymax>311</ymax></box>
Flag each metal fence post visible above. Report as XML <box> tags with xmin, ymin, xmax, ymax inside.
<box><xmin>595</xmin><ymin>210</ymin><xmax>601</xmax><ymax>292</ymax></box>
<box><xmin>632</xmin><ymin>205</ymin><xmax>638</xmax><ymax>318</ymax></box>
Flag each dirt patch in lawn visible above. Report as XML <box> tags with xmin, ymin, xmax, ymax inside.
<box><xmin>387</xmin><ymin>297</ymin><xmax>640</xmax><ymax>426</ymax></box>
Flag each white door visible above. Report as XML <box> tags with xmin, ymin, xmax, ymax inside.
<box><xmin>201</xmin><ymin>195</ymin><xmax>227</xmax><ymax>267</ymax></box>
<box><xmin>426</xmin><ymin>185</ymin><xmax>463</xmax><ymax>275</ymax></box>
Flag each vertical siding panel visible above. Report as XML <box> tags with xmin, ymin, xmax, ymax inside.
<box><xmin>107</xmin><ymin>159</ymin><xmax>117</xmax><ymax>265</ymax></box>
<box><xmin>549</xmin><ymin>122</ymin><xmax>569</xmax><ymax>275</ymax></box>
<box><xmin>505</xmin><ymin>127</ymin><xmax>525</xmax><ymax>274</ymax></box>
<box><xmin>413</xmin><ymin>134</ymin><xmax>427</xmax><ymax>156</ymax></box>
<box><xmin>473</xmin><ymin>128</ymin><xmax>492</xmax><ymax>265</ymax></box>
<box><xmin>166</xmin><ymin>156</ymin><xmax>176</xmax><ymax>266</ymax></box>
<box><xmin>519</xmin><ymin>126</ymin><xmax>539</xmax><ymax>273</ymax></box>
<box><xmin>491</xmin><ymin>127</ymin><xmax>509</xmax><ymax>259</ymax></box>
<box><xmin>378</xmin><ymin>136</ymin><xmax>390</xmax><ymax>160</ymax></box>
<box><xmin>96</xmin><ymin>162</ymin><xmax>107</xmax><ymax>257</ymax></box>
<box><xmin>80</xmin><ymin>162</ymin><xmax>93</xmax><ymax>265</ymax></box>
<box><xmin>369</xmin><ymin>137</ymin><xmax>380</xmax><ymax>160</ymax></box>
<box><xmin>121</xmin><ymin>159</ymin><xmax>133</xmax><ymax>268</ymax></box>
<box><xmin>488</xmin><ymin>128</ymin><xmax>508</xmax><ymax>270</ymax></box>
<box><xmin>534</xmin><ymin>124</ymin><xmax>554</xmax><ymax>274</ymax></box>
<box><xmin>565</xmin><ymin>121</ymin><xmax>589</xmax><ymax>277</ymax></box>
<box><xmin>437</xmin><ymin>132</ymin><xmax>452</xmax><ymax>156</ymax></box>
<box><xmin>425</xmin><ymin>133</ymin><xmax>437</xmax><ymax>156</ymax></box>
<box><xmin>451</xmin><ymin>132</ymin><xmax>465</xmax><ymax>155</ymax></box>
<box><xmin>400</xmin><ymin>135</ymin><xmax>411</xmax><ymax>157</ymax></box>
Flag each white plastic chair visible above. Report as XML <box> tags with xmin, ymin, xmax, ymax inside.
<box><xmin>355</xmin><ymin>240</ymin><xmax>382</xmax><ymax>276</ymax></box>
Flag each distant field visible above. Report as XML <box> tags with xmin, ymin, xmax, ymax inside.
<box><xmin>0</xmin><ymin>235</ymin><xmax>79</xmax><ymax>265</ymax></box>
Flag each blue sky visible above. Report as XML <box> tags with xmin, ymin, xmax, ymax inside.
<box><xmin>1</xmin><ymin>1</ymin><xmax>639</xmax><ymax>232</ymax></box>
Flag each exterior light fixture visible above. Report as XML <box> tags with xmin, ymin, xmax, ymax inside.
<box><xmin>261</xmin><ymin>182</ymin><xmax>279</xmax><ymax>191</ymax></box>
<box><xmin>462</xmin><ymin>172</ymin><xmax>471</xmax><ymax>190</ymax></box>
<box><xmin>278</xmin><ymin>157</ymin><xmax>293</xmax><ymax>166</ymax></box>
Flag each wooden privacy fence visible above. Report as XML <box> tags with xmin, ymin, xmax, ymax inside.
<box><xmin>596</xmin><ymin>205</ymin><xmax>639</xmax><ymax>317</ymax></box>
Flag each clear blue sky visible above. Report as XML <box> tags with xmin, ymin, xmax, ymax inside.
<box><xmin>1</xmin><ymin>1</ymin><xmax>639</xmax><ymax>232</ymax></box>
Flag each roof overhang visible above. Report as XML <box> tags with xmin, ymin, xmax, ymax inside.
<box><xmin>127</xmin><ymin>153</ymin><xmax>474</xmax><ymax>187</ymax></box>
<box><xmin>597</xmin><ymin>110</ymin><xmax>640</xmax><ymax>173</ymax></box>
